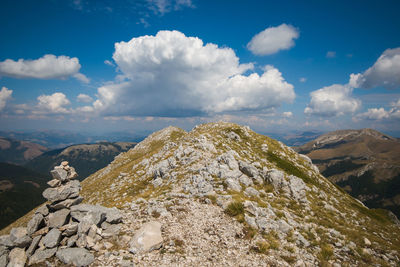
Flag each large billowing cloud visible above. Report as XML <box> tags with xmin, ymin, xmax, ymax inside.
<box><xmin>0</xmin><ymin>87</ymin><xmax>12</xmax><ymax>111</ymax></box>
<box><xmin>92</xmin><ymin>30</ymin><xmax>295</xmax><ymax>117</ymax></box>
<box><xmin>247</xmin><ymin>24</ymin><xmax>299</xmax><ymax>56</ymax></box>
<box><xmin>36</xmin><ymin>92</ymin><xmax>71</xmax><ymax>114</ymax></box>
<box><xmin>354</xmin><ymin>98</ymin><xmax>400</xmax><ymax>121</ymax></box>
<box><xmin>349</xmin><ymin>47</ymin><xmax>400</xmax><ymax>89</ymax></box>
<box><xmin>304</xmin><ymin>84</ymin><xmax>361</xmax><ymax>117</ymax></box>
<box><xmin>0</xmin><ymin>54</ymin><xmax>89</xmax><ymax>83</ymax></box>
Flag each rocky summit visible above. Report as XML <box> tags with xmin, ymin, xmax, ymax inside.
<box><xmin>1</xmin><ymin>122</ymin><xmax>400</xmax><ymax>266</ymax></box>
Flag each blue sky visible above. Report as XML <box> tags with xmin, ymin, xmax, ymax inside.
<box><xmin>1</xmin><ymin>0</ymin><xmax>400</xmax><ymax>136</ymax></box>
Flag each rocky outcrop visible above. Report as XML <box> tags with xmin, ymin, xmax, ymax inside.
<box><xmin>0</xmin><ymin>162</ymin><xmax>123</xmax><ymax>266</ymax></box>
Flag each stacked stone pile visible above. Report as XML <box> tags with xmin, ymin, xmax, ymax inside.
<box><xmin>0</xmin><ymin>161</ymin><xmax>123</xmax><ymax>267</ymax></box>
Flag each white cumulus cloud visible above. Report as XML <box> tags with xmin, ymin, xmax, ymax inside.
<box><xmin>0</xmin><ymin>54</ymin><xmax>89</xmax><ymax>83</ymax></box>
<box><xmin>91</xmin><ymin>30</ymin><xmax>295</xmax><ymax>117</ymax></box>
<box><xmin>37</xmin><ymin>92</ymin><xmax>71</xmax><ymax>114</ymax></box>
<box><xmin>77</xmin><ymin>94</ymin><xmax>93</xmax><ymax>103</ymax></box>
<box><xmin>282</xmin><ymin>111</ymin><xmax>293</xmax><ymax>118</ymax></box>
<box><xmin>247</xmin><ymin>24</ymin><xmax>299</xmax><ymax>56</ymax></box>
<box><xmin>304</xmin><ymin>84</ymin><xmax>361</xmax><ymax>117</ymax></box>
<box><xmin>354</xmin><ymin>98</ymin><xmax>400</xmax><ymax>121</ymax></box>
<box><xmin>0</xmin><ymin>87</ymin><xmax>12</xmax><ymax>111</ymax></box>
<box><xmin>349</xmin><ymin>47</ymin><xmax>400</xmax><ymax>89</ymax></box>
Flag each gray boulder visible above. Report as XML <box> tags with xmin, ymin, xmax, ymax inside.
<box><xmin>226</xmin><ymin>178</ymin><xmax>242</xmax><ymax>192</ymax></box>
<box><xmin>129</xmin><ymin>221</ymin><xmax>163</xmax><ymax>254</ymax></box>
<box><xmin>26</xmin><ymin>235</ymin><xmax>41</xmax><ymax>257</ymax></box>
<box><xmin>71</xmin><ymin>204</ymin><xmax>122</xmax><ymax>224</ymax></box>
<box><xmin>48</xmin><ymin>208</ymin><xmax>70</xmax><ymax>228</ymax></box>
<box><xmin>50</xmin><ymin>166</ymin><xmax>68</xmax><ymax>181</ymax></box>
<box><xmin>0</xmin><ymin>254</ymin><xmax>7</xmax><ymax>267</ymax></box>
<box><xmin>49</xmin><ymin>196</ymin><xmax>83</xmax><ymax>210</ymax></box>
<box><xmin>42</xmin><ymin>228</ymin><xmax>61</xmax><ymax>248</ymax></box>
<box><xmin>35</xmin><ymin>205</ymin><xmax>49</xmax><ymax>217</ymax></box>
<box><xmin>27</xmin><ymin>213</ymin><xmax>44</xmax><ymax>235</ymax></box>
<box><xmin>9</xmin><ymin>228</ymin><xmax>31</xmax><ymax>248</ymax></box>
<box><xmin>28</xmin><ymin>247</ymin><xmax>57</xmax><ymax>265</ymax></box>
<box><xmin>42</xmin><ymin>180</ymin><xmax>81</xmax><ymax>202</ymax></box>
<box><xmin>60</xmin><ymin>223</ymin><xmax>79</xmax><ymax>237</ymax></box>
<box><xmin>7</xmin><ymin>247</ymin><xmax>26</xmax><ymax>267</ymax></box>
<box><xmin>239</xmin><ymin>161</ymin><xmax>259</xmax><ymax>178</ymax></box>
<box><xmin>56</xmin><ymin>248</ymin><xmax>94</xmax><ymax>267</ymax></box>
<box><xmin>0</xmin><ymin>236</ymin><xmax>13</xmax><ymax>248</ymax></box>
<box><xmin>244</xmin><ymin>187</ymin><xmax>259</xmax><ymax>197</ymax></box>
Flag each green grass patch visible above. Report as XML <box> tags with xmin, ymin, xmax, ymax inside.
<box><xmin>267</xmin><ymin>151</ymin><xmax>315</xmax><ymax>185</ymax></box>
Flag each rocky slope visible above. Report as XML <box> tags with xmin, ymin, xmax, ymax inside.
<box><xmin>25</xmin><ymin>142</ymin><xmax>137</xmax><ymax>180</ymax></box>
<box><xmin>2</xmin><ymin>123</ymin><xmax>400</xmax><ymax>266</ymax></box>
<box><xmin>0</xmin><ymin>137</ymin><xmax>48</xmax><ymax>165</ymax></box>
<box><xmin>296</xmin><ymin>128</ymin><xmax>400</xmax><ymax>217</ymax></box>
<box><xmin>0</xmin><ymin>163</ymin><xmax>48</xmax><ymax>229</ymax></box>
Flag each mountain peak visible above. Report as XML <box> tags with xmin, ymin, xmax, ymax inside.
<box><xmin>2</xmin><ymin>123</ymin><xmax>400</xmax><ymax>266</ymax></box>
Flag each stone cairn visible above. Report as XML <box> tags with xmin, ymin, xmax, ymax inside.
<box><xmin>0</xmin><ymin>161</ymin><xmax>123</xmax><ymax>267</ymax></box>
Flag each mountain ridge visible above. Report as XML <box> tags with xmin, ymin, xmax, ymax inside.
<box><xmin>2</xmin><ymin>123</ymin><xmax>399</xmax><ymax>266</ymax></box>
<box><xmin>296</xmin><ymin>128</ymin><xmax>400</xmax><ymax>218</ymax></box>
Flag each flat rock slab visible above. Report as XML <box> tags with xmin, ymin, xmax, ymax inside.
<box><xmin>48</xmin><ymin>208</ymin><xmax>70</xmax><ymax>228</ymax></box>
<box><xmin>42</xmin><ymin>228</ymin><xmax>61</xmax><ymax>248</ymax></box>
<box><xmin>71</xmin><ymin>204</ymin><xmax>122</xmax><ymax>224</ymax></box>
<box><xmin>28</xmin><ymin>247</ymin><xmax>57</xmax><ymax>265</ymax></box>
<box><xmin>42</xmin><ymin>180</ymin><xmax>81</xmax><ymax>202</ymax></box>
<box><xmin>129</xmin><ymin>221</ymin><xmax>163</xmax><ymax>254</ymax></box>
<box><xmin>56</xmin><ymin>248</ymin><xmax>94</xmax><ymax>267</ymax></box>
<box><xmin>7</xmin><ymin>247</ymin><xmax>26</xmax><ymax>267</ymax></box>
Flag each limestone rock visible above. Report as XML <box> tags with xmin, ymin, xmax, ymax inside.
<box><xmin>56</xmin><ymin>248</ymin><xmax>94</xmax><ymax>267</ymax></box>
<box><xmin>42</xmin><ymin>180</ymin><xmax>81</xmax><ymax>202</ymax></box>
<box><xmin>48</xmin><ymin>208</ymin><xmax>70</xmax><ymax>228</ymax></box>
<box><xmin>27</xmin><ymin>213</ymin><xmax>44</xmax><ymax>235</ymax></box>
<box><xmin>42</xmin><ymin>228</ymin><xmax>61</xmax><ymax>248</ymax></box>
<box><xmin>0</xmin><ymin>254</ymin><xmax>7</xmax><ymax>267</ymax></box>
<box><xmin>71</xmin><ymin>204</ymin><xmax>121</xmax><ymax>224</ymax></box>
<box><xmin>0</xmin><ymin>236</ymin><xmax>13</xmax><ymax>248</ymax></box>
<box><xmin>129</xmin><ymin>221</ymin><xmax>163</xmax><ymax>254</ymax></box>
<box><xmin>239</xmin><ymin>161</ymin><xmax>258</xmax><ymax>178</ymax></box>
<box><xmin>49</xmin><ymin>196</ymin><xmax>83</xmax><ymax>210</ymax></box>
<box><xmin>60</xmin><ymin>223</ymin><xmax>79</xmax><ymax>237</ymax></box>
<box><xmin>9</xmin><ymin>228</ymin><xmax>31</xmax><ymax>248</ymax></box>
<box><xmin>364</xmin><ymin>237</ymin><xmax>371</xmax><ymax>246</ymax></box>
<box><xmin>51</xmin><ymin>167</ymin><xmax>68</xmax><ymax>181</ymax></box>
<box><xmin>26</xmin><ymin>235</ymin><xmax>41</xmax><ymax>257</ymax></box>
<box><xmin>226</xmin><ymin>178</ymin><xmax>242</xmax><ymax>192</ymax></box>
<box><xmin>35</xmin><ymin>205</ymin><xmax>49</xmax><ymax>217</ymax></box>
<box><xmin>28</xmin><ymin>247</ymin><xmax>57</xmax><ymax>265</ymax></box>
<box><xmin>47</xmin><ymin>179</ymin><xmax>61</xmax><ymax>187</ymax></box>
<box><xmin>7</xmin><ymin>247</ymin><xmax>26</xmax><ymax>267</ymax></box>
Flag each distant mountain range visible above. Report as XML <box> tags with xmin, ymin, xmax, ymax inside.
<box><xmin>25</xmin><ymin>142</ymin><xmax>137</xmax><ymax>179</ymax></box>
<box><xmin>0</xmin><ymin>130</ymin><xmax>147</xmax><ymax>149</ymax></box>
<box><xmin>0</xmin><ymin>137</ymin><xmax>48</xmax><ymax>165</ymax></box>
<box><xmin>296</xmin><ymin>128</ymin><xmax>400</xmax><ymax>217</ymax></box>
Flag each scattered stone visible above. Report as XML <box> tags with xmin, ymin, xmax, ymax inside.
<box><xmin>9</xmin><ymin>228</ymin><xmax>31</xmax><ymax>248</ymax></box>
<box><xmin>35</xmin><ymin>205</ymin><xmax>49</xmax><ymax>217</ymax></box>
<box><xmin>42</xmin><ymin>228</ymin><xmax>61</xmax><ymax>248</ymax></box>
<box><xmin>48</xmin><ymin>208</ymin><xmax>70</xmax><ymax>228</ymax></box>
<box><xmin>28</xmin><ymin>247</ymin><xmax>57</xmax><ymax>265</ymax></box>
<box><xmin>0</xmin><ymin>254</ymin><xmax>7</xmax><ymax>267</ymax></box>
<box><xmin>27</xmin><ymin>213</ymin><xmax>44</xmax><ymax>235</ymax></box>
<box><xmin>226</xmin><ymin>178</ymin><xmax>242</xmax><ymax>192</ymax></box>
<box><xmin>129</xmin><ymin>221</ymin><xmax>163</xmax><ymax>254</ymax></box>
<box><xmin>49</xmin><ymin>196</ymin><xmax>83</xmax><ymax>210</ymax></box>
<box><xmin>244</xmin><ymin>187</ymin><xmax>259</xmax><ymax>197</ymax></box>
<box><xmin>47</xmin><ymin>179</ymin><xmax>61</xmax><ymax>188</ymax></box>
<box><xmin>60</xmin><ymin>223</ymin><xmax>79</xmax><ymax>237</ymax></box>
<box><xmin>56</xmin><ymin>248</ymin><xmax>94</xmax><ymax>267</ymax></box>
<box><xmin>364</xmin><ymin>237</ymin><xmax>371</xmax><ymax>246</ymax></box>
<box><xmin>7</xmin><ymin>247</ymin><xmax>26</xmax><ymax>267</ymax></box>
<box><xmin>26</xmin><ymin>236</ymin><xmax>41</xmax><ymax>257</ymax></box>
<box><xmin>0</xmin><ymin>236</ymin><xmax>13</xmax><ymax>248</ymax></box>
